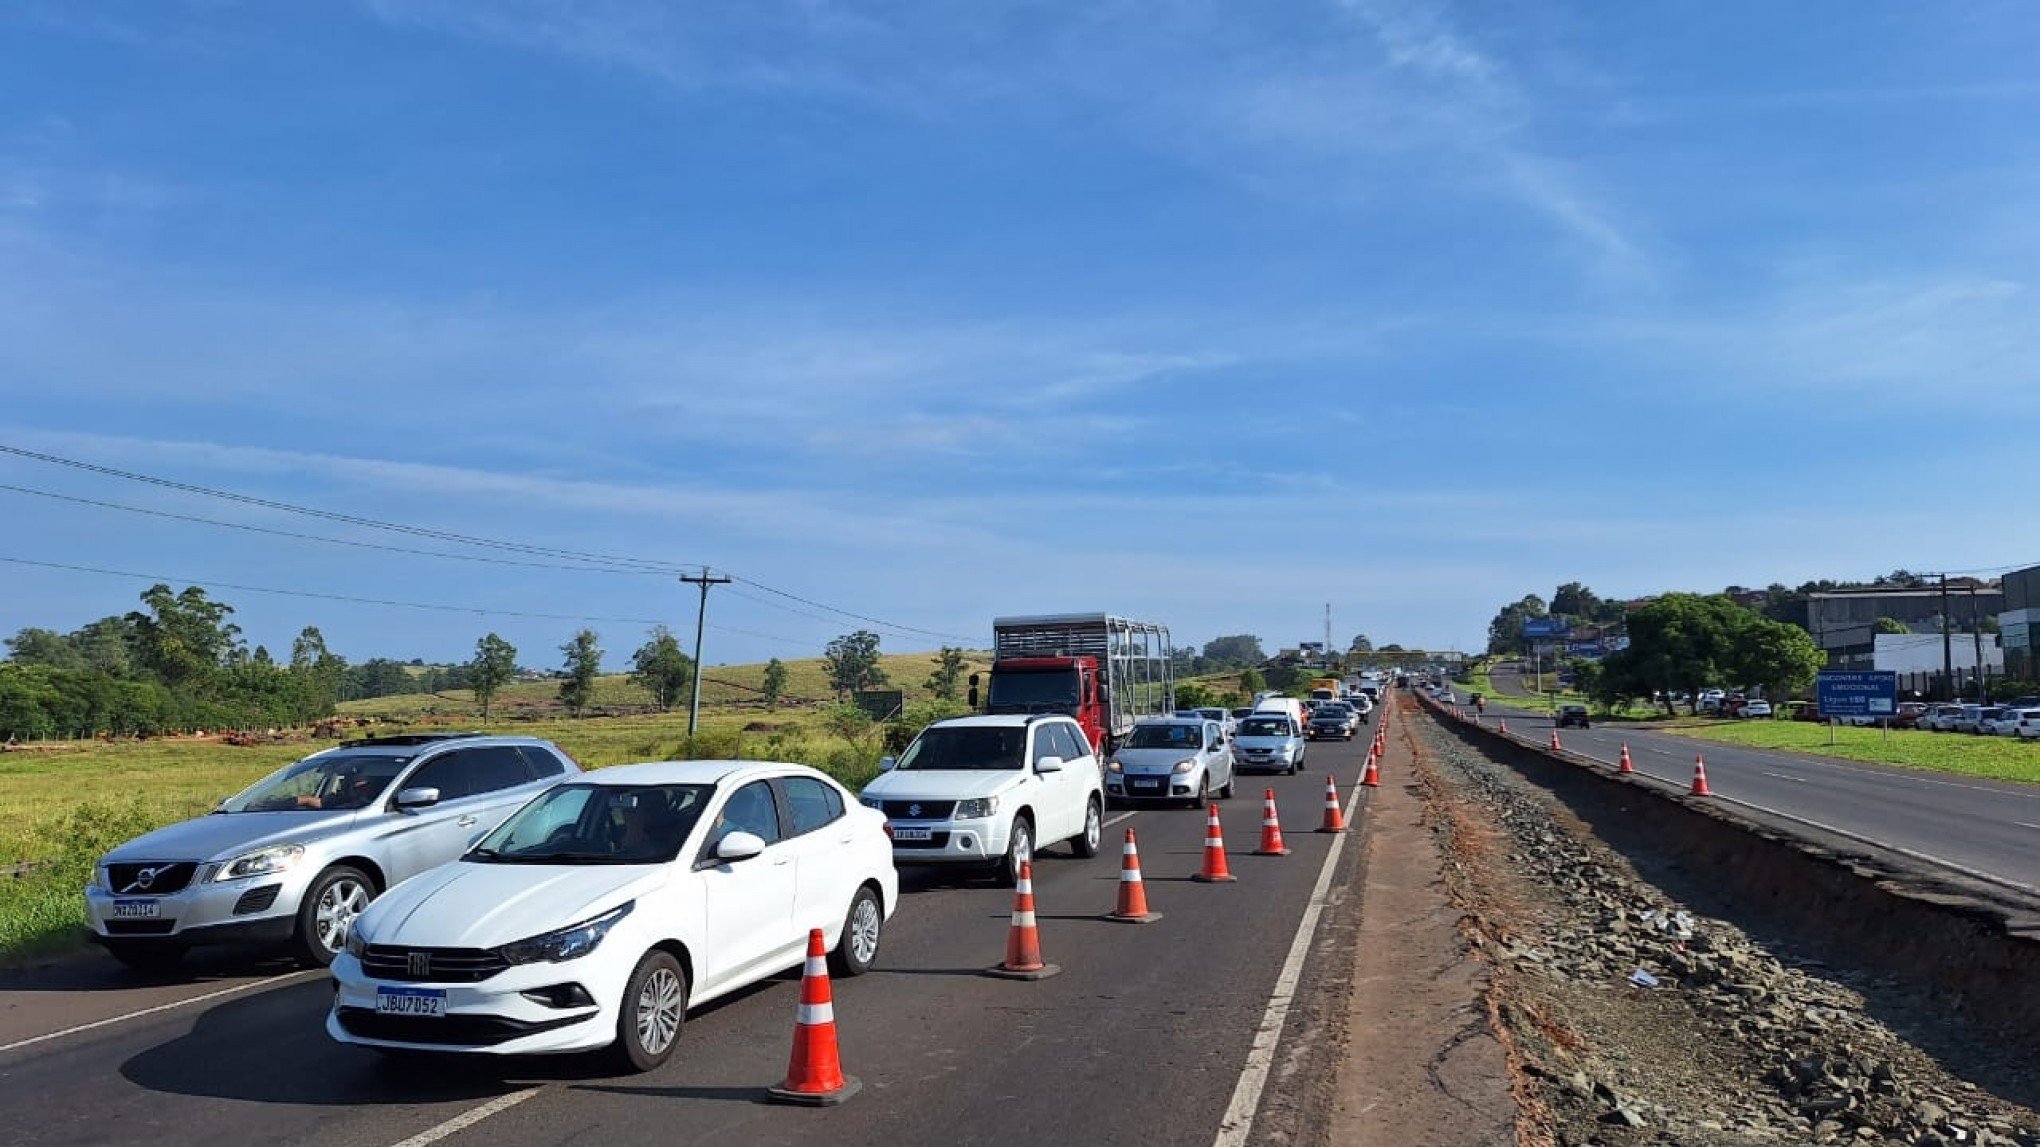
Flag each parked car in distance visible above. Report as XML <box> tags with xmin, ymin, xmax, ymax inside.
<box><xmin>1233</xmin><ymin>713</ymin><xmax>1307</xmax><ymax>775</ymax></box>
<box><xmin>2015</xmin><ymin>710</ymin><xmax>2040</xmax><ymax>740</ymax></box>
<box><xmin>1782</xmin><ymin>700</ymin><xmax>1821</xmax><ymax>722</ymax></box>
<box><xmin>859</xmin><ymin>714</ymin><xmax>1104</xmax><ymax>885</ymax></box>
<box><xmin>1193</xmin><ymin>707</ymin><xmax>1237</xmax><ymax>738</ymax></box>
<box><xmin>1949</xmin><ymin>705</ymin><xmax>1996</xmax><ymax>735</ymax></box>
<box><xmin>1980</xmin><ymin>707</ymin><xmax>2030</xmax><ymax>736</ymax></box>
<box><xmin>88</xmin><ymin>732</ymin><xmax>580</xmax><ymax>971</ymax></box>
<box><xmin>1892</xmin><ymin>702</ymin><xmax>1928</xmax><ymax>727</ymax></box>
<box><xmin>328</xmin><ymin>759</ymin><xmax>896</xmax><ymax>1072</ymax></box>
<box><xmin>1917</xmin><ymin>703</ymin><xmax>1967</xmax><ymax>732</ymax></box>
<box><xmin>1555</xmin><ymin>704</ymin><xmax>1591</xmax><ymax>729</ymax></box>
<box><xmin>1106</xmin><ymin>718</ymin><xmax>1235</xmax><ymax>806</ymax></box>
<box><xmin>1741</xmin><ymin>700</ymin><xmax>1774</xmax><ymax>719</ymax></box>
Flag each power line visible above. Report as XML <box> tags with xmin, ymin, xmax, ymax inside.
<box><xmin>0</xmin><ymin>441</ymin><xmax>978</xmax><ymax>643</ymax></box>
<box><xmin>0</xmin><ymin>555</ymin><xmax>671</xmax><ymax>626</ymax></box>
<box><xmin>0</xmin><ymin>482</ymin><xmax>666</xmax><ymax>577</ymax></box>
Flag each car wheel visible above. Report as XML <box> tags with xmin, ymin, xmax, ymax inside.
<box><xmin>612</xmin><ymin>949</ymin><xmax>688</xmax><ymax>1073</ymax></box>
<box><xmin>104</xmin><ymin>940</ymin><xmax>187</xmax><ymax>973</ymax></box>
<box><xmin>829</xmin><ymin>886</ymin><xmax>884</xmax><ymax>978</ymax></box>
<box><xmin>995</xmin><ymin>816</ymin><xmax>1033</xmax><ymax>887</ymax></box>
<box><xmin>1071</xmin><ymin>797</ymin><xmax>1102</xmax><ymax>858</ymax></box>
<box><xmin>293</xmin><ymin>864</ymin><xmax>375</xmax><ymax>967</ymax></box>
<box><xmin>1218</xmin><ymin>769</ymin><xmax>1235</xmax><ymax>800</ymax></box>
<box><xmin>1189</xmin><ymin>774</ymin><xmax>1209</xmax><ymax>809</ymax></box>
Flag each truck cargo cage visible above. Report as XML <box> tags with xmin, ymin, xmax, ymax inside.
<box><xmin>992</xmin><ymin>613</ymin><xmax>1174</xmax><ymax>742</ymax></box>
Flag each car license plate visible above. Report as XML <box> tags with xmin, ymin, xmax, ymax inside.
<box><xmin>111</xmin><ymin>900</ymin><xmax>160</xmax><ymax>919</ymax></box>
<box><xmin>890</xmin><ymin>826</ymin><xmax>933</xmax><ymax>842</ymax></box>
<box><xmin>376</xmin><ymin>987</ymin><xmax>447</xmax><ymax>1017</ymax></box>
<box><xmin>1131</xmin><ymin>778</ymin><xmax>1161</xmax><ymax>789</ymax></box>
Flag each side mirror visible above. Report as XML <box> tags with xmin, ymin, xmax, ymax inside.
<box><xmin>714</xmin><ymin>831</ymin><xmax>767</xmax><ymax>863</ymax></box>
<box><xmin>394</xmin><ymin>786</ymin><xmax>441</xmax><ymax>810</ymax></box>
<box><xmin>878</xmin><ymin>756</ymin><xmax>897</xmax><ymax>772</ymax></box>
<box><xmin>1035</xmin><ymin>755</ymin><xmax>1065</xmax><ymax>774</ymax></box>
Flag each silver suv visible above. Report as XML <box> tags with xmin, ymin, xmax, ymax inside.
<box><xmin>86</xmin><ymin>733</ymin><xmax>578</xmax><ymax>971</ymax></box>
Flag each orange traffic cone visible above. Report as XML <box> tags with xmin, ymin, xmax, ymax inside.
<box><xmin>1499</xmin><ymin>718</ymin><xmax>1509</xmax><ymax>735</ymax></box>
<box><xmin>1255</xmin><ymin>789</ymin><xmax>1291</xmax><ymax>856</ymax></box>
<box><xmin>1316</xmin><ymin>775</ymin><xmax>1348</xmax><ymax>833</ymax></box>
<box><xmin>984</xmin><ymin>860</ymin><xmax>1061</xmax><ymax>980</ymax></box>
<box><xmin>1360</xmin><ymin>750</ymin><xmax>1380</xmax><ymax>788</ymax></box>
<box><xmin>1191</xmin><ymin>804</ymin><xmax>1237</xmax><ymax>883</ymax></box>
<box><xmin>1550</xmin><ymin>729</ymin><xmax>1563</xmax><ymax>751</ymax></box>
<box><xmin>1690</xmin><ymin>755</ymin><xmax>1712</xmax><ymax>796</ymax></box>
<box><xmin>1618</xmin><ymin>743</ymin><xmax>1634</xmax><ymax>774</ymax></box>
<box><xmin>767</xmin><ymin>928</ymin><xmax>862</xmax><ymax>1106</ymax></box>
<box><xmin>1105</xmin><ymin>829</ymin><xmax>1162</xmax><ymax>923</ymax></box>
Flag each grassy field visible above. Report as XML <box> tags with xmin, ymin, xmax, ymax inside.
<box><xmin>1660</xmin><ymin>720</ymin><xmax>2040</xmax><ymax>784</ymax></box>
<box><xmin>0</xmin><ymin>649</ymin><xmax>987</xmax><ymax>963</ymax></box>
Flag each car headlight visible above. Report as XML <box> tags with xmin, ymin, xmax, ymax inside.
<box><xmin>90</xmin><ymin>863</ymin><xmax>109</xmax><ymax>891</ymax></box>
<box><xmin>210</xmin><ymin>844</ymin><xmax>305</xmax><ymax>882</ymax></box>
<box><xmin>497</xmin><ymin>902</ymin><xmax>634</xmax><ymax>966</ymax></box>
<box><xmin>1106</xmin><ymin>759</ymin><xmax>1123</xmax><ymax>773</ymax></box>
<box><xmin>859</xmin><ymin>794</ymin><xmax>883</xmax><ymax>810</ymax></box>
<box><xmin>1171</xmin><ymin>759</ymin><xmax>1196</xmax><ymax>774</ymax></box>
<box><xmin>954</xmin><ymin>796</ymin><xmax>999</xmax><ymax>819</ymax></box>
<box><xmin>344</xmin><ymin>923</ymin><xmax>370</xmax><ymax>959</ymax></box>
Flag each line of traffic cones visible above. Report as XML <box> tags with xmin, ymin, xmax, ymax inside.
<box><xmin>1360</xmin><ymin>747</ymin><xmax>1380</xmax><ymax>787</ymax></box>
<box><xmin>1317</xmin><ymin>775</ymin><xmax>1347</xmax><ymax>833</ymax></box>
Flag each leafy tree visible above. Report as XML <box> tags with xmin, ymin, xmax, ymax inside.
<box><xmin>1263</xmin><ymin>662</ymin><xmax>1302</xmax><ymax>692</ymax></box>
<box><xmin>1872</xmin><ymin>617</ymin><xmax>1911</xmax><ymax>634</ymax></box>
<box><xmin>289</xmin><ymin>625</ymin><xmax>347</xmax><ymax>723</ymax></box>
<box><xmin>126</xmin><ymin>584</ymin><xmax>241</xmax><ymax>686</ymax></box>
<box><xmin>629</xmin><ymin>625</ymin><xmax>693</xmax><ymax>712</ymax></box>
<box><xmin>558</xmin><ymin>629</ymin><xmax>603</xmax><ymax>717</ymax></box>
<box><xmin>1551</xmin><ymin>581</ymin><xmax>1606</xmax><ymax>620</ymax></box>
<box><xmin>1592</xmin><ymin>593</ymin><xmax>1823</xmax><ymax>711</ymax></box>
<box><xmin>1348</xmin><ymin>634</ymin><xmax>1373</xmax><ymax>654</ymax></box>
<box><xmin>822</xmin><ymin>702</ymin><xmax>876</xmax><ymax>747</ymax></box>
<box><xmin>1174</xmin><ymin>681</ymin><xmax>1218</xmax><ymax>709</ymax></box>
<box><xmin>823</xmin><ymin>630</ymin><xmax>888</xmax><ymax>699</ymax></box>
<box><xmin>1201</xmin><ymin>634</ymin><xmax>1265</xmax><ymax>668</ymax></box>
<box><xmin>924</xmin><ymin>646</ymin><xmax>968</xmax><ymax>701</ymax></box>
<box><xmin>70</xmin><ymin>617</ymin><xmax>135</xmax><ymax>676</ymax></box>
<box><xmin>1486</xmin><ymin>594</ymin><xmax>1548</xmax><ymax>655</ymax></box>
<box><xmin>1238</xmin><ymin>667</ymin><xmax>1267</xmax><ymax>695</ymax></box>
<box><xmin>1736</xmin><ymin>620</ymin><xmax>1825</xmax><ymax>699</ymax></box>
<box><xmin>5</xmin><ymin>628</ymin><xmax>84</xmax><ymax>671</ymax></box>
<box><xmin>1380</xmin><ymin>643</ymin><xmax>1406</xmax><ymax>652</ymax></box>
<box><xmin>761</xmin><ymin>657</ymin><xmax>788</xmax><ymax>710</ymax></box>
<box><xmin>469</xmin><ymin>633</ymin><xmax>518</xmax><ymax>718</ymax></box>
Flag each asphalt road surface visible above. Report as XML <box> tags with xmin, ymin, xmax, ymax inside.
<box><xmin>1472</xmin><ymin>667</ymin><xmax>2040</xmax><ymax>895</ymax></box>
<box><xmin>0</xmin><ymin>728</ymin><xmax>1382</xmax><ymax>1147</ymax></box>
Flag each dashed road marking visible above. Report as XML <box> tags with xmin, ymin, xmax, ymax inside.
<box><xmin>386</xmin><ymin>1087</ymin><xmax>541</xmax><ymax>1147</ymax></box>
<box><xmin>1102</xmin><ymin>811</ymin><xmax>1137</xmax><ymax>829</ymax></box>
<box><xmin>1762</xmin><ymin>771</ymin><xmax>1807</xmax><ymax>784</ymax></box>
<box><xmin>0</xmin><ymin>970</ymin><xmax>320</xmax><ymax>1056</ymax></box>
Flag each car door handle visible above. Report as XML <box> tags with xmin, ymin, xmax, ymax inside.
<box><xmin>457</xmin><ymin>815</ymin><xmax>478</xmax><ymax>828</ymax></box>
<box><xmin>772</xmin><ymin>856</ymin><xmax>792</xmax><ymax>866</ymax></box>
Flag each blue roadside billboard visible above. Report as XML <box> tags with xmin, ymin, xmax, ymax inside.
<box><xmin>1816</xmin><ymin>670</ymin><xmax>1898</xmax><ymax>719</ymax></box>
<box><xmin>1523</xmin><ymin>618</ymin><xmax>1572</xmax><ymax>639</ymax></box>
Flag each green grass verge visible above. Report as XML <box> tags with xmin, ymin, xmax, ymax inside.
<box><xmin>1660</xmin><ymin>721</ymin><xmax>2040</xmax><ymax>784</ymax></box>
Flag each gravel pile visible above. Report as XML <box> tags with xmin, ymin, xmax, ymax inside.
<box><xmin>1414</xmin><ymin>722</ymin><xmax>2040</xmax><ymax>1147</ymax></box>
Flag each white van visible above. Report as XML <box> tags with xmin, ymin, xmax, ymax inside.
<box><xmin>1251</xmin><ymin>696</ymin><xmax>1308</xmax><ymax>732</ymax></box>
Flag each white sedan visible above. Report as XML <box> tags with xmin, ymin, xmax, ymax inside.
<box><xmin>328</xmin><ymin>760</ymin><xmax>897</xmax><ymax>1071</ymax></box>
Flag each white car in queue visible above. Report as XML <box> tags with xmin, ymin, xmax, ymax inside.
<box><xmin>328</xmin><ymin>760</ymin><xmax>897</xmax><ymax>1072</ymax></box>
<box><xmin>858</xmin><ymin>714</ymin><xmax>1105</xmax><ymax>886</ymax></box>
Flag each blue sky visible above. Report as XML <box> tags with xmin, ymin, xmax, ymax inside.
<box><xmin>3</xmin><ymin>1</ymin><xmax>2038</xmax><ymax>667</ymax></box>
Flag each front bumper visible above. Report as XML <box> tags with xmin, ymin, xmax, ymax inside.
<box><xmin>1235</xmin><ymin>753</ymin><xmax>1297</xmax><ymax>772</ymax></box>
<box><xmin>327</xmin><ymin>948</ymin><xmax>619</xmax><ymax>1055</ymax></box>
<box><xmin>85</xmin><ymin>868</ymin><xmax>309</xmax><ymax>947</ymax></box>
<box><xmin>886</xmin><ymin>814</ymin><xmax>1008</xmax><ymax>864</ymax></box>
<box><xmin>1107</xmin><ymin>770</ymin><xmax>1200</xmax><ymax>801</ymax></box>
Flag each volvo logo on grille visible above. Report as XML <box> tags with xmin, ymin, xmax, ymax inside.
<box><xmin>120</xmin><ymin>865</ymin><xmax>163</xmax><ymax>894</ymax></box>
<box><xmin>908</xmin><ymin>803</ymin><xmax>921</xmax><ymax>818</ymax></box>
<box><xmin>407</xmin><ymin>951</ymin><xmax>432</xmax><ymax>977</ymax></box>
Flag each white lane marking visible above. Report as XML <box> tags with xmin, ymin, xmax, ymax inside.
<box><xmin>2017</xmin><ymin>822</ymin><xmax>2040</xmax><ymax>831</ymax></box>
<box><xmin>1212</xmin><ymin>780</ymin><xmax>1357</xmax><ymax>1147</ymax></box>
<box><xmin>1762</xmin><ymin>771</ymin><xmax>1807</xmax><ymax>784</ymax></box>
<box><xmin>387</xmin><ymin>1088</ymin><xmax>541</xmax><ymax>1147</ymax></box>
<box><xmin>0</xmin><ymin>970</ymin><xmax>320</xmax><ymax>1056</ymax></box>
<box><xmin>1102</xmin><ymin>811</ymin><xmax>1137</xmax><ymax>829</ymax></box>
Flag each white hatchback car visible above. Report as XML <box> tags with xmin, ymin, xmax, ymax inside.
<box><xmin>328</xmin><ymin>760</ymin><xmax>897</xmax><ymax>1071</ymax></box>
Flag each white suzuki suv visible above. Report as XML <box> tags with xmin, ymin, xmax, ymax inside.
<box><xmin>859</xmin><ymin>714</ymin><xmax>1104</xmax><ymax>885</ymax></box>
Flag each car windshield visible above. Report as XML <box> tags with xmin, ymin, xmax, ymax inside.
<box><xmin>470</xmin><ymin>783</ymin><xmax>712</xmax><ymax>865</ymax></box>
<box><xmin>896</xmin><ymin>726</ymin><xmax>1027</xmax><ymax>770</ymax></box>
<box><xmin>1239</xmin><ymin>718</ymin><xmax>1291</xmax><ymax>737</ymax></box>
<box><xmin>1127</xmin><ymin>724</ymin><xmax>1201</xmax><ymax>749</ymax></box>
<box><xmin>218</xmin><ymin>752</ymin><xmax>410</xmax><ymax>813</ymax></box>
<box><xmin>985</xmin><ymin>670</ymin><xmax>1079</xmax><ymax>711</ymax></box>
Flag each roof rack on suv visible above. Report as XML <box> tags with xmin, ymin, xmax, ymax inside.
<box><xmin>339</xmin><ymin>732</ymin><xmax>492</xmax><ymax>748</ymax></box>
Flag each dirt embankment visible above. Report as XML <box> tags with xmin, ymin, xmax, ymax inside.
<box><xmin>1406</xmin><ymin>711</ymin><xmax>2040</xmax><ymax>1146</ymax></box>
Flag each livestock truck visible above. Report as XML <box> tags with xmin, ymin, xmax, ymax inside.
<box><xmin>976</xmin><ymin>613</ymin><xmax>1175</xmax><ymax>759</ymax></box>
